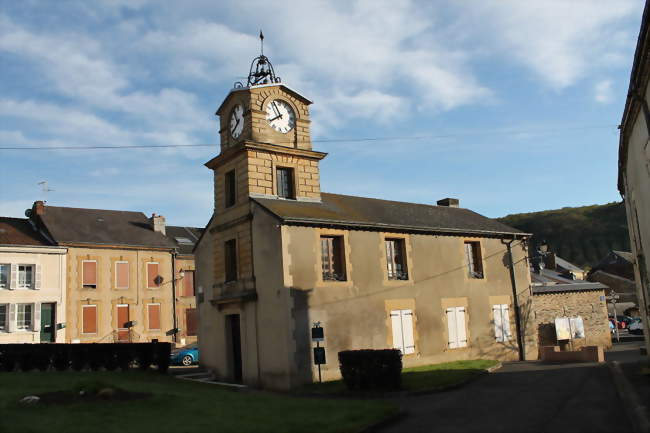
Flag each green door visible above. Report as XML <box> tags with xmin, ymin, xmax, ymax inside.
<box><xmin>40</xmin><ymin>303</ymin><xmax>56</xmax><ymax>343</ymax></box>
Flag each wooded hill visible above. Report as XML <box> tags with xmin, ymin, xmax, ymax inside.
<box><xmin>497</xmin><ymin>202</ymin><xmax>630</xmax><ymax>269</ymax></box>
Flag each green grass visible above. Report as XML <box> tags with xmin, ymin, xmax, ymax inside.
<box><xmin>0</xmin><ymin>371</ymin><xmax>397</xmax><ymax>433</ymax></box>
<box><xmin>302</xmin><ymin>359</ymin><xmax>499</xmax><ymax>395</ymax></box>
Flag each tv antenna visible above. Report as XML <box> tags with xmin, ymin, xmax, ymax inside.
<box><xmin>37</xmin><ymin>181</ymin><xmax>54</xmax><ymax>201</ymax></box>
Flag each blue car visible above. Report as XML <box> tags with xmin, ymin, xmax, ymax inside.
<box><xmin>170</xmin><ymin>343</ymin><xmax>199</xmax><ymax>366</ymax></box>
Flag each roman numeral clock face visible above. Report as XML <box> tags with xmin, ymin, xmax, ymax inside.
<box><xmin>265</xmin><ymin>99</ymin><xmax>295</xmax><ymax>134</ymax></box>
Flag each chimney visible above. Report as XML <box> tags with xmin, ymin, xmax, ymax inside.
<box><xmin>543</xmin><ymin>252</ymin><xmax>556</xmax><ymax>270</ymax></box>
<box><xmin>32</xmin><ymin>200</ymin><xmax>46</xmax><ymax>216</ymax></box>
<box><xmin>150</xmin><ymin>213</ymin><xmax>166</xmax><ymax>235</ymax></box>
<box><xmin>437</xmin><ymin>198</ymin><xmax>459</xmax><ymax>208</ymax></box>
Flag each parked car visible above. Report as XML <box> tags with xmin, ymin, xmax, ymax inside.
<box><xmin>609</xmin><ymin>319</ymin><xmax>616</xmax><ymax>334</ymax></box>
<box><xmin>170</xmin><ymin>344</ymin><xmax>199</xmax><ymax>366</ymax></box>
<box><xmin>609</xmin><ymin>316</ymin><xmax>628</xmax><ymax>329</ymax></box>
<box><xmin>628</xmin><ymin>318</ymin><xmax>644</xmax><ymax>335</ymax></box>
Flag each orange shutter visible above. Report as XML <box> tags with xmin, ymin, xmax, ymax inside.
<box><xmin>117</xmin><ymin>305</ymin><xmax>129</xmax><ymax>329</ymax></box>
<box><xmin>148</xmin><ymin>304</ymin><xmax>161</xmax><ymax>330</ymax></box>
<box><xmin>82</xmin><ymin>261</ymin><xmax>97</xmax><ymax>286</ymax></box>
<box><xmin>185</xmin><ymin>308</ymin><xmax>198</xmax><ymax>336</ymax></box>
<box><xmin>116</xmin><ymin>262</ymin><xmax>129</xmax><ymax>288</ymax></box>
<box><xmin>183</xmin><ymin>271</ymin><xmax>195</xmax><ymax>297</ymax></box>
<box><xmin>82</xmin><ymin>305</ymin><xmax>97</xmax><ymax>334</ymax></box>
<box><xmin>147</xmin><ymin>263</ymin><xmax>159</xmax><ymax>288</ymax></box>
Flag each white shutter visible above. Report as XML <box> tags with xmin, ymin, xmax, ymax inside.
<box><xmin>7</xmin><ymin>304</ymin><xmax>15</xmax><ymax>332</ymax></box>
<box><xmin>33</xmin><ymin>303</ymin><xmax>40</xmax><ymax>332</ymax></box>
<box><xmin>390</xmin><ymin>310</ymin><xmax>404</xmax><ymax>352</ymax></box>
<box><xmin>446</xmin><ymin>308</ymin><xmax>458</xmax><ymax>348</ymax></box>
<box><xmin>456</xmin><ymin>307</ymin><xmax>467</xmax><ymax>348</ymax></box>
<box><xmin>501</xmin><ymin>305</ymin><xmax>511</xmax><ymax>341</ymax></box>
<box><xmin>465</xmin><ymin>244</ymin><xmax>474</xmax><ymax>276</ymax></box>
<box><xmin>10</xmin><ymin>264</ymin><xmax>17</xmax><ymax>290</ymax></box>
<box><xmin>401</xmin><ymin>310</ymin><xmax>415</xmax><ymax>355</ymax></box>
<box><xmin>34</xmin><ymin>264</ymin><xmax>42</xmax><ymax>290</ymax></box>
<box><xmin>493</xmin><ymin>305</ymin><xmax>504</xmax><ymax>342</ymax></box>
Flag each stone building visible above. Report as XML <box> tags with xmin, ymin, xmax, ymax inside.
<box><xmin>618</xmin><ymin>0</ymin><xmax>650</xmax><ymax>353</ymax></box>
<box><xmin>195</xmin><ymin>52</ymin><xmax>536</xmax><ymax>390</ymax></box>
<box><xmin>0</xmin><ymin>217</ymin><xmax>67</xmax><ymax>343</ymax></box>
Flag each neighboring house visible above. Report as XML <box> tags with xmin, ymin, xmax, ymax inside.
<box><xmin>0</xmin><ymin>217</ymin><xmax>67</xmax><ymax>343</ymax></box>
<box><xmin>27</xmin><ymin>201</ymin><xmax>178</xmax><ymax>344</ymax></box>
<box><xmin>542</xmin><ymin>253</ymin><xmax>587</xmax><ymax>281</ymax></box>
<box><xmin>166</xmin><ymin>225</ymin><xmax>203</xmax><ymax>346</ymax></box>
<box><xmin>530</xmin><ymin>253</ymin><xmax>610</xmax><ymax>351</ymax></box>
<box><xmin>618</xmin><ymin>0</ymin><xmax>650</xmax><ymax>353</ymax></box>
<box><xmin>195</xmin><ymin>54</ymin><xmax>535</xmax><ymax>390</ymax></box>
<box><xmin>589</xmin><ymin>250</ymin><xmax>635</xmax><ymax>281</ymax></box>
<box><xmin>588</xmin><ymin>251</ymin><xmax>638</xmax><ymax>315</ymax></box>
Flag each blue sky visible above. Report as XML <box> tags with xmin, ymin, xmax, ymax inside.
<box><xmin>0</xmin><ymin>0</ymin><xmax>644</xmax><ymax>227</ymax></box>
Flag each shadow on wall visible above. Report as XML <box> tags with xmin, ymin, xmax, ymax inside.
<box><xmin>291</xmin><ymin>288</ymin><xmax>312</xmax><ymax>386</ymax></box>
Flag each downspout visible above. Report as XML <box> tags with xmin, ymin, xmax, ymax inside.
<box><xmin>171</xmin><ymin>249</ymin><xmax>178</xmax><ymax>344</ymax></box>
<box><xmin>502</xmin><ymin>237</ymin><xmax>524</xmax><ymax>361</ymax></box>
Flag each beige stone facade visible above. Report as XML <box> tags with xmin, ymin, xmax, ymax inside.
<box><xmin>64</xmin><ymin>247</ymin><xmax>174</xmax><ymax>343</ymax></box>
<box><xmin>174</xmin><ymin>256</ymin><xmax>198</xmax><ymax>346</ymax></box>
<box><xmin>532</xmin><ymin>289</ymin><xmax>611</xmax><ymax>354</ymax></box>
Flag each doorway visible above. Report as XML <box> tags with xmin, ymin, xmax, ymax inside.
<box><xmin>40</xmin><ymin>303</ymin><xmax>56</xmax><ymax>343</ymax></box>
<box><xmin>226</xmin><ymin>314</ymin><xmax>243</xmax><ymax>383</ymax></box>
<box><xmin>117</xmin><ymin>304</ymin><xmax>130</xmax><ymax>342</ymax></box>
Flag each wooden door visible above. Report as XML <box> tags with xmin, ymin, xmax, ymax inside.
<box><xmin>39</xmin><ymin>303</ymin><xmax>56</xmax><ymax>342</ymax></box>
<box><xmin>117</xmin><ymin>304</ymin><xmax>130</xmax><ymax>342</ymax></box>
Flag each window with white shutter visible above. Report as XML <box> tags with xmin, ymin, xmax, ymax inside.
<box><xmin>390</xmin><ymin>309</ymin><xmax>416</xmax><ymax>355</ymax></box>
<box><xmin>17</xmin><ymin>265</ymin><xmax>34</xmax><ymax>289</ymax></box>
<box><xmin>0</xmin><ymin>264</ymin><xmax>9</xmax><ymax>289</ymax></box>
<box><xmin>34</xmin><ymin>264</ymin><xmax>41</xmax><ymax>290</ymax></box>
<box><xmin>16</xmin><ymin>304</ymin><xmax>33</xmax><ymax>330</ymax></box>
<box><xmin>492</xmin><ymin>304</ymin><xmax>511</xmax><ymax>342</ymax></box>
<box><xmin>0</xmin><ymin>304</ymin><xmax>7</xmax><ymax>331</ymax></box>
<box><xmin>446</xmin><ymin>306</ymin><xmax>468</xmax><ymax>348</ymax></box>
<box><xmin>10</xmin><ymin>264</ymin><xmax>18</xmax><ymax>290</ymax></box>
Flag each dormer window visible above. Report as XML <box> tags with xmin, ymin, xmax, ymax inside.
<box><xmin>276</xmin><ymin>167</ymin><xmax>294</xmax><ymax>199</ymax></box>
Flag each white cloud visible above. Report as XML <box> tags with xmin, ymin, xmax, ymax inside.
<box><xmin>594</xmin><ymin>80</ymin><xmax>614</xmax><ymax>103</ymax></box>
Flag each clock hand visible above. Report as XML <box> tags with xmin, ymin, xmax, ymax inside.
<box><xmin>231</xmin><ymin>118</ymin><xmax>240</xmax><ymax>133</ymax></box>
<box><xmin>271</xmin><ymin>101</ymin><xmax>281</xmax><ymax>117</ymax></box>
<box><xmin>269</xmin><ymin>113</ymin><xmax>284</xmax><ymax>121</ymax></box>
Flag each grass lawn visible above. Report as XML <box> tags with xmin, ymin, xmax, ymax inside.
<box><xmin>302</xmin><ymin>359</ymin><xmax>499</xmax><ymax>395</ymax></box>
<box><xmin>0</xmin><ymin>371</ymin><xmax>396</xmax><ymax>433</ymax></box>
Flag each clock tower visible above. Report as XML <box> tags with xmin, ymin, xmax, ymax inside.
<box><xmin>204</xmin><ymin>40</ymin><xmax>327</xmax><ymax>292</ymax></box>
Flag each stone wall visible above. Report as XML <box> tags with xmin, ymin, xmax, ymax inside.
<box><xmin>532</xmin><ymin>289</ymin><xmax>611</xmax><ymax>354</ymax></box>
<box><xmin>247</xmin><ymin>149</ymin><xmax>320</xmax><ymax>200</ymax></box>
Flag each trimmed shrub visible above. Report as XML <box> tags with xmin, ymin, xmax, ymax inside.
<box><xmin>33</xmin><ymin>345</ymin><xmax>51</xmax><ymax>371</ymax></box>
<box><xmin>70</xmin><ymin>345</ymin><xmax>85</xmax><ymax>371</ymax></box>
<box><xmin>338</xmin><ymin>349</ymin><xmax>402</xmax><ymax>391</ymax></box>
<box><xmin>88</xmin><ymin>344</ymin><xmax>104</xmax><ymax>371</ymax></box>
<box><xmin>18</xmin><ymin>345</ymin><xmax>35</xmax><ymax>371</ymax></box>
<box><xmin>0</xmin><ymin>346</ymin><xmax>16</xmax><ymax>372</ymax></box>
<box><xmin>135</xmin><ymin>344</ymin><xmax>153</xmax><ymax>370</ymax></box>
<box><xmin>52</xmin><ymin>345</ymin><xmax>70</xmax><ymax>371</ymax></box>
<box><xmin>153</xmin><ymin>342</ymin><xmax>171</xmax><ymax>373</ymax></box>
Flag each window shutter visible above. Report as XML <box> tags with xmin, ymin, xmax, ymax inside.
<box><xmin>34</xmin><ymin>264</ymin><xmax>42</xmax><ymax>290</ymax></box>
<box><xmin>186</xmin><ymin>308</ymin><xmax>198</xmax><ymax>336</ymax></box>
<box><xmin>401</xmin><ymin>310</ymin><xmax>415</xmax><ymax>354</ymax></box>
<box><xmin>83</xmin><ymin>261</ymin><xmax>97</xmax><ymax>286</ymax></box>
<box><xmin>446</xmin><ymin>308</ymin><xmax>458</xmax><ymax>348</ymax></box>
<box><xmin>10</xmin><ymin>264</ymin><xmax>17</xmax><ymax>290</ymax></box>
<box><xmin>148</xmin><ymin>304</ymin><xmax>161</xmax><ymax>330</ymax></box>
<box><xmin>501</xmin><ymin>305</ymin><xmax>511</xmax><ymax>340</ymax></box>
<box><xmin>456</xmin><ymin>307</ymin><xmax>468</xmax><ymax>347</ymax></box>
<box><xmin>82</xmin><ymin>306</ymin><xmax>97</xmax><ymax>334</ymax></box>
<box><xmin>33</xmin><ymin>303</ymin><xmax>40</xmax><ymax>332</ymax></box>
<box><xmin>493</xmin><ymin>305</ymin><xmax>503</xmax><ymax>342</ymax></box>
<box><xmin>147</xmin><ymin>263</ymin><xmax>159</xmax><ymax>288</ymax></box>
<box><xmin>117</xmin><ymin>305</ymin><xmax>129</xmax><ymax>329</ymax></box>
<box><xmin>464</xmin><ymin>243</ymin><xmax>474</xmax><ymax>276</ymax></box>
<box><xmin>116</xmin><ymin>262</ymin><xmax>129</xmax><ymax>288</ymax></box>
<box><xmin>7</xmin><ymin>304</ymin><xmax>15</xmax><ymax>332</ymax></box>
<box><xmin>183</xmin><ymin>271</ymin><xmax>195</xmax><ymax>297</ymax></box>
<box><xmin>390</xmin><ymin>310</ymin><xmax>404</xmax><ymax>352</ymax></box>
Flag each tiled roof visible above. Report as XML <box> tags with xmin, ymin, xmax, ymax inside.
<box><xmin>38</xmin><ymin>206</ymin><xmax>176</xmax><ymax>249</ymax></box>
<box><xmin>253</xmin><ymin>193</ymin><xmax>527</xmax><ymax>237</ymax></box>
<box><xmin>0</xmin><ymin>217</ymin><xmax>52</xmax><ymax>246</ymax></box>
<box><xmin>166</xmin><ymin>226</ymin><xmax>204</xmax><ymax>255</ymax></box>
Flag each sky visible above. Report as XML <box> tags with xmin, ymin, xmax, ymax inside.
<box><xmin>0</xmin><ymin>0</ymin><xmax>645</xmax><ymax>227</ymax></box>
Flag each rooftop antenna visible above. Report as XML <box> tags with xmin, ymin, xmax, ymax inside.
<box><xmin>37</xmin><ymin>181</ymin><xmax>54</xmax><ymax>202</ymax></box>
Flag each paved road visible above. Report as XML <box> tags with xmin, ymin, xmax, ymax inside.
<box><xmin>376</xmin><ymin>358</ymin><xmax>632</xmax><ymax>433</ymax></box>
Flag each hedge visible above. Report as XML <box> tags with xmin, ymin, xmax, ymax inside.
<box><xmin>0</xmin><ymin>343</ymin><xmax>171</xmax><ymax>373</ymax></box>
<box><xmin>338</xmin><ymin>349</ymin><xmax>402</xmax><ymax>391</ymax></box>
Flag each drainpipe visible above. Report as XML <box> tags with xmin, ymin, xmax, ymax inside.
<box><xmin>502</xmin><ymin>237</ymin><xmax>525</xmax><ymax>361</ymax></box>
<box><xmin>171</xmin><ymin>250</ymin><xmax>178</xmax><ymax>344</ymax></box>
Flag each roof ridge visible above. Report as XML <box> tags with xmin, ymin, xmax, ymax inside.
<box><xmin>44</xmin><ymin>205</ymin><xmax>147</xmax><ymax>216</ymax></box>
<box><xmin>321</xmin><ymin>192</ymin><xmax>467</xmax><ymax>211</ymax></box>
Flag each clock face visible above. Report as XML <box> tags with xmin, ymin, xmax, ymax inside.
<box><xmin>229</xmin><ymin>104</ymin><xmax>244</xmax><ymax>139</ymax></box>
<box><xmin>265</xmin><ymin>99</ymin><xmax>295</xmax><ymax>134</ymax></box>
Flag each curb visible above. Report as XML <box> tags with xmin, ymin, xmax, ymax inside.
<box><xmin>359</xmin><ymin>409</ymin><xmax>407</xmax><ymax>433</ymax></box>
<box><xmin>607</xmin><ymin>361</ymin><xmax>650</xmax><ymax>433</ymax></box>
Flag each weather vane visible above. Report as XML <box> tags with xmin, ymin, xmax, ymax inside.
<box><xmin>234</xmin><ymin>30</ymin><xmax>281</xmax><ymax>88</ymax></box>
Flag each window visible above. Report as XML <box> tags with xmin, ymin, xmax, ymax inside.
<box><xmin>224</xmin><ymin>239</ymin><xmax>238</xmax><ymax>282</ymax></box>
<box><xmin>17</xmin><ymin>265</ymin><xmax>34</xmax><ymax>289</ymax></box>
<box><xmin>225</xmin><ymin>169</ymin><xmax>236</xmax><ymax>207</ymax></box>
<box><xmin>82</xmin><ymin>260</ymin><xmax>97</xmax><ymax>288</ymax></box>
<box><xmin>16</xmin><ymin>304</ymin><xmax>33</xmax><ymax>330</ymax></box>
<box><xmin>0</xmin><ymin>264</ymin><xmax>8</xmax><ymax>289</ymax></box>
<box><xmin>147</xmin><ymin>262</ymin><xmax>160</xmax><ymax>288</ymax></box>
<box><xmin>0</xmin><ymin>305</ymin><xmax>6</xmax><ymax>331</ymax></box>
<box><xmin>182</xmin><ymin>271</ymin><xmax>195</xmax><ymax>297</ymax></box>
<box><xmin>82</xmin><ymin>305</ymin><xmax>97</xmax><ymax>334</ymax></box>
<box><xmin>185</xmin><ymin>308</ymin><xmax>198</xmax><ymax>336</ymax></box>
<box><xmin>117</xmin><ymin>304</ymin><xmax>130</xmax><ymax>342</ymax></box>
<box><xmin>446</xmin><ymin>306</ymin><xmax>468</xmax><ymax>348</ymax></box>
<box><xmin>464</xmin><ymin>241</ymin><xmax>484</xmax><ymax>278</ymax></box>
<box><xmin>385</xmin><ymin>239</ymin><xmax>408</xmax><ymax>280</ymax></box>
<box><xmin>390</xmin><ymin>309</ymin><xmax>415</xmax><ymax>355</ymax></box>
<box><xmin>147</xmin><ymin>304</ymin><xmax>161</xmax><ymax>330</ymax></box>
<box><xmin>493</xmin><ymin>304</ymin><xmax>511</xmax><ymax>342</ymax></box>
<box><xmin>321</xmin><ymin>236</ymin><xmax>346</xmax><ymax>281</ymax></box>
<box><xmin>276</xmin><ymin>167</ymin><xmax>294</xmax><ymax>199</ymax></box>
<box><xmin>115</xmin><ymin>261</ymin><xmax>129</xmax><ymax>289</ymax></box>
